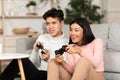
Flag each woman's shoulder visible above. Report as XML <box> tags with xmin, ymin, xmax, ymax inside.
<box><xmin>92</xmin><ymin>38</ymin><xmax>103</xmax><ymax>44</ymax></box>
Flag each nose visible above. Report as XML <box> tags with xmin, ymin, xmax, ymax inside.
<box><xmin>48</xmin><ymin>23</ymin><xmax>53</xmax><ymax>29</ymax></box>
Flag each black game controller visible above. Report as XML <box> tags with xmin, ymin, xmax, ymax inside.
<box><xmin>36</xmin><ymin>44</ymin><xmax>45</xmax><ymax>54</ymax></box>
<box><xmin>55</xmin><ymin>45</ymin><xmax>67</xmax><ymax>55</ymax></box>
<box><xmin>37</xmin><ymin>44</ymin><xmax>44</xmax><ymax>49</ymax></box>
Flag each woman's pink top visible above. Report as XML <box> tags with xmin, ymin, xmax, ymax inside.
<box><xmin>63</xmin><ymin>38</ymin><xmax>104</xmax><ymax>74</ymax></box>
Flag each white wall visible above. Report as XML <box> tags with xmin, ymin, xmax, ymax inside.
<box><xmin>103</xmin><ymin>0</ymin><xmax>120</xmax><ymax>23</ymax></box>
<box><xmin>1</xmin><ymin>0</ymin><xmax>120</xmax><ymax>35</ymax></box>
<box><xmin>101</xmin><ymin>0</ymin><xmax>120</xmax><ymax>23</ymax></box>
<box><xmin>0</xmin><ymin>0</ymin><xmax>70</xmax><ymax>35</ymax></box>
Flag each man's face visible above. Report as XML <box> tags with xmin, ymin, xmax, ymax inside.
<box><xmin>45</xmin><ymin>17</ymin><xmax>64</xmax><ymax>37</ymax></box>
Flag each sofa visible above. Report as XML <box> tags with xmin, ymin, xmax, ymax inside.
<box><xmin>16</xmin><ymin>23</ymin><xmax>120</xmax><ymax>80</ymax></box>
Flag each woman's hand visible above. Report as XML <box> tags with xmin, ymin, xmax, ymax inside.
<box><xmin>66</xmin><ymin>46</ymin><xmax>82</xmax><ymax>55</ymax></box>
<box><xmin>55</xmin><ymin>54</ymin><xmax>64</xmax><ymax>63</ymax></box>
<box><xmin>41</xmin><ymin>49</ymin><xmax>50</xmax><ymax>61</ymax></box>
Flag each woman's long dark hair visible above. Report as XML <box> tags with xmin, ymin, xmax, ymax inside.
<box><xmin>69</xmin><ymin>17</ymin><xmax>95</xmax><ymax>46</ymax></box>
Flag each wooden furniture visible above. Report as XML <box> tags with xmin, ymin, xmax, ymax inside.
<box><xmin>0</xmin><ymin>0</ymin><xmax>43</xmax><ymax>53</ymax></box>
<box><xmin>0</xmin><ymin>0</ymin><xmax>47</xmax><ymax>36</ymax></box>
<box><xmin>0</xmin><ymin>0</ymin><xmax>42</xmax><ymax>34</ymax></box>
<box><xmin>0</xmin><ymin>53</ymin><xmax>29</xmax><ymax>80</ymax></box>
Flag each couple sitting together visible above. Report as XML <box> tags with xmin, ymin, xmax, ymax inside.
<box><xmin>0</xmin><ymin>8</ymin><xmax>105</xmax><ymax>80</ymax></box>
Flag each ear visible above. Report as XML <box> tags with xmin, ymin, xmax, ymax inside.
<box><xmin>61</xmin><ymin>20</ymin><xmax>64</xmax><ymax>27</ymax></box>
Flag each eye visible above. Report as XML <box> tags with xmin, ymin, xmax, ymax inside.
<box><xmin>52</xmin><ymin>22</ymin><xmax>56</xmax><ymax>24</ymax></box>
<box><xmin>75</xmin><ymin>29</ymin><xmax>80</xmax><ymax>32</ymax></box>
<box><xmin>46</xmin><ymin>22</ymin><xmax>49</xmax><ymax>25</ymax></box>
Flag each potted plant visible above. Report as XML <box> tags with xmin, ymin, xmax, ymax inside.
<box><xmin>65</xmin><ymin>0</ymin><xmax>104</xmax><ymax>24</ymax></box>
<box><xmin>26</xmin><ymin>1</ymin><xmax>37</xmax><ymax>14</ymax></box>
<box><xmin>26</xmin><ymin>1</ymin><xmax>36</xmax><ymax>7</ymax></box>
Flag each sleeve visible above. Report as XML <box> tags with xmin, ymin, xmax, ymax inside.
<box><xmin>29</xmin><ymin>34</ymin><xmax>47</xmax><ymax>67</ymax></box>
<box><xmin>81</xmin><ymin>38</ymin><xmax>104</xmax><ymax>68</ymax></box>
<box><xmin>29</xmin><ymin>49</ymin><xmax>41</xmax><ymax>67</ymax></box>
<box><xmin>62</xmin><ymin>53</ymin><xmax>75</xmax><ymax>74</ymax></box>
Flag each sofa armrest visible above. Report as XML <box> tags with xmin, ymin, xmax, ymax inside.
<box><xmin>16</xmin><ymin>36</ymin><xmax>37</xmax><ymax>54</ymax></box>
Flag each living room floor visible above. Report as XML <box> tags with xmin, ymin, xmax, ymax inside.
<box><xmin>1</xmin><ymin>60</ymin><xmax>20</xmax><ymax>80</ymax></box>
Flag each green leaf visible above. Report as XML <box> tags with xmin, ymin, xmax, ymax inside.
<box><xmin>65</xmin><ymin>0</ymin><xmax>104</xmax><ymax>24</ymax></box>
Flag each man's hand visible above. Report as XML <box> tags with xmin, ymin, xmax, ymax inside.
<box><xmin>41</xmin><ymin>49</ymin><xmax>50</xmax><ymax>61</ymax></box>
<box><xmin>33</xmin><ymin>41</ymin><xmax>43</xmax><ymax>51</ymax></box>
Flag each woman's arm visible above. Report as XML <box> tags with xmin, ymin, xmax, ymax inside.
<box><xmin>81</xmin><ymin>38</ymin><xmax>104</xmax><ymax>68</ymax></box>
<box><xmin>61</xmin><ymin>60</ymin><xmax>74</xmax><ymax>74</ymax></box>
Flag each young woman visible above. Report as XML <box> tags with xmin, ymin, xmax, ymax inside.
<box><xmin>47</xmin><ymin>17</ymin><xmax>105</xmax><ymax>80</ymax></box>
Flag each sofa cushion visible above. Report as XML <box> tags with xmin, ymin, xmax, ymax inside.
<box><xmin>104</xmin><ymin>72</ymin><xmax>120</xmax><ymax>80</ymax></box>
<box><xmin>24</xmin><ymin>49</ymin><xmax>32</xmax><ymax>55</ymax></box>
<box><xmin>16</xmin><ymin>36</ymin><xmax>37</xmax><ymax>53</ymax></box>
<box><xmin>90</xmin><ymin>24</ymin><xmax>109</xmax><ymax>50</ymax></box>
<box><xmin>108</xmin><ymin>23</ymin><xmax>120</xmax><ymax>51</ymax></box>
<box><xmin>62</xmin><ymin>25</ymin><xmax>69</xmax><ymax>38</ymax></box>
<box><xmin>104</xmin><ymin>51</ymin><xmax>120</xmax><ymax>72</ymax></box>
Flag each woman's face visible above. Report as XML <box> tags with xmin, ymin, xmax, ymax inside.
<box><xmin>69</xmin><ymin>23</ymin><xmax>83</xmax><ymax>45</ymax></box>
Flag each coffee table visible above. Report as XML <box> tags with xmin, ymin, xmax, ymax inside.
<box><xmin>0</xmin><ymin>53</ymin><xmax>29</xmax><ymax>80</ymax></box>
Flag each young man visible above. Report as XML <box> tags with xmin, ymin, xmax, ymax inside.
<box><xmin>0</xmin><ymin>8</ymin><xmax>68</xmax><ymax>80</ymax></box>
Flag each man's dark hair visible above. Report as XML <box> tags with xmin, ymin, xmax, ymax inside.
<box><xmin>69</xmin><ymin>17</ymin><xmax>95</xmax><ymax>46</ymax></box>
<box><xmin>43</xmin><ymin>8</ymin><xmax>64</xmax><ymax>21</ymax></box>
